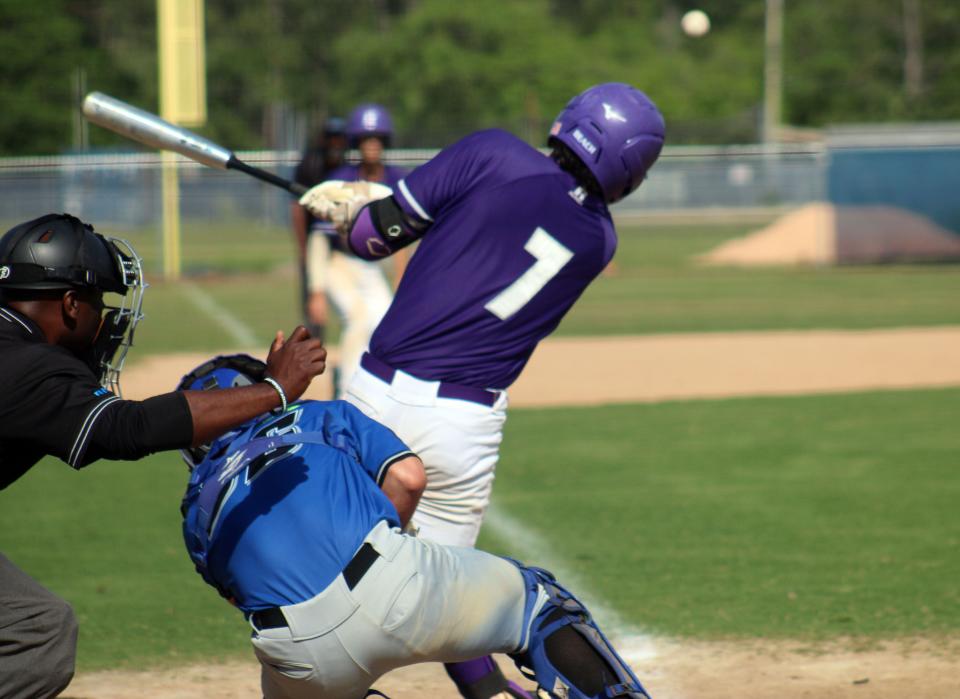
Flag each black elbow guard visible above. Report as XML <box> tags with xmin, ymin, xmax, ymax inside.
<box><xmin>369</xmin><ymin>196</ymin><xmax>428</xmax><ymax>249</ymax></box>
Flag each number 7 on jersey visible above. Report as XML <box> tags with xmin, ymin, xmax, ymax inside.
<box><xmin>484</xmin><ymin>227</ymin><xmax>574</xmax><ymax>321</ymax></box>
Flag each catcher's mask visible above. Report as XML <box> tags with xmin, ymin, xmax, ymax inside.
<box><xmin>0</xmin><ymin>213</ymin><xmax>146</xmax><ymax>395</ymax></box>
<box><xmin>176</xmin><ymin>354</ymin><xmax>268</xmax><ymax>470</ymax></box>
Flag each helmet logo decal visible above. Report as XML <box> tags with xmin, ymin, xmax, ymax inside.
<box><xmin>362</xmin><ymin>109</ymin><xmax>379</xmax><ymax>130</ymax></box>
<box><xmin>572</xmin><ymin>128</ymin><xmax>597</xmax><ymax>155</ymax></box>
<box><xmin>603</xmin><ymin>102</ymin><xmax>627</xmax><ymax>123</ymax></box>
<box><xmin>0</xmin><ymin>266</ymin><xmax>9</xmax><ymax>280</ymax></box>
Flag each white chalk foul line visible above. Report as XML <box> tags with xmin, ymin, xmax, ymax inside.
<box><xmin>180</xmin><ymin>282</ymin><xmax>259</xmax><ymax>348</ymax></box>
<box><xmin>484</xmin><ymin>501</ymin><xmax>660</xmax><ymax>664</ymax></box>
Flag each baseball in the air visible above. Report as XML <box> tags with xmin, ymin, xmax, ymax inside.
<box><xmin>681</xmin><ymin>9</ymin><xmax>711</xmax><ymax>37</ymax></box>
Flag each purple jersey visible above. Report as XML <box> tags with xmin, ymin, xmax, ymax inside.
<box><xmin>370</xmin><ymin>129</ymin><xmax>616</xmax><ymax>390</ymax></box>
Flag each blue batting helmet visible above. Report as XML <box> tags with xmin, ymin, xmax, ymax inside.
<box><xmin>176</xmin><ymin>354</ymin><xmax>267</xmax><ymax>469</ymax></box>
<box><xmin>346</xmin><ymin>103</ymin><xmax>394</xmax><ymax>146</ymax></box>
<box><xmin>548</xmin><ymin>83</ymin><xmax>665</xmax><ymax>204</ymax></box>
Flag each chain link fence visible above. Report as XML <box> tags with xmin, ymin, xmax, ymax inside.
<box><xmin>0</xmin><ymin>144</ymin><xmax>827</xmax><ymax>224</ymax></box>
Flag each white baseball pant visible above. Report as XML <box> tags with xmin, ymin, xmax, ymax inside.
<box><xmin>251</xmin><ymin>521</ymin><xmax>528</xmax><ymax>699</ymax></box>
<box><xmin>305</xmin><ymin>232</ymin><xmax>332</xmax><ymax>295</ymax></box>
<box><xmin>344</xmin><ymin>361</ymin><xmax>508</xmax><ymax>547</ymax></box>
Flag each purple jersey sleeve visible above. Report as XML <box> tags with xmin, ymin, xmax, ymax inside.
<box><xmin>393</xmin><ymin>131</ymin><xmax>518</xmax><ymax>225</ymax></box>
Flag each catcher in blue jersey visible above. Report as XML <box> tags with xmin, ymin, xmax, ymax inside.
<box><xmin>179</xmin><ymin>354</ymin><xmax>652</xmax><ymax>699</ymax></box>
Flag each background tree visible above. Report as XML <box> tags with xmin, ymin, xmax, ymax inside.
<box><xmin>2</xmin><ymin>0</ymin><xmax>960</xmax><ymax>156</ymax></box>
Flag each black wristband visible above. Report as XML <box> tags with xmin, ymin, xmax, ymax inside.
<box><xmin>369</xmin><ymin>197</ymin><xmax>426</xmax><ymax>248</ymax></box>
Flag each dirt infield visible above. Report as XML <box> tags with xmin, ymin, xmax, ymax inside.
<box><xmin>68</xmin><ymin>327</ymin><xmax>960</xmax><ymax>699</ymax></box>
<box><xmin>64</xmin><ymin>639</ymin><xmax>960</xmax><ymax>699</ymax></box>
<box><xmin>120</xmin><ymin>326</ymin><xmax>960</xmax><ymax>406</ymax></box>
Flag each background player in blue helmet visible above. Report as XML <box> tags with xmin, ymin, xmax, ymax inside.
<box><xmin>179</xmin><ymin>354</ymin><xmax>652</xmax><ymax>699</ymax></box>
<box><xmin>299</xmin><ymin>82</ymin><xmax>665</xmax><ymax>699</ymax></box>
<box><xmin>320</xmin><ymin>103</ymin><xmax>410</xmax><ymax>396</ymax></box>
<box><xmin>291</xmin><ymin>116</ymin><xmax>350</xmax><ymax>342</ymax></box>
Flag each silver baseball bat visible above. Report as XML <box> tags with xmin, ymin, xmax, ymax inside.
<box><xmin>82</xmin><ymin>91</ymin><xmax>307</xmax><ymax>195</ymax></box>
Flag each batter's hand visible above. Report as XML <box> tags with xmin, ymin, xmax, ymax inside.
<box><xmin>299</xmin><ymin>180</ymin><xmax>393</xmax><ymax>235</ymax></box>
<box><xmin>264</xmin><ymin>326</ymin><xmax>326</xmax><ymax>402</ymax></box>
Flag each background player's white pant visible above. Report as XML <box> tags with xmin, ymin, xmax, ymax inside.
<box><xmin>252</xmin><ymin>521</ymin><xmax>527</xmax><ymax>699</ymax></box>
<box><xmin>305</xmin><ymin>232</ymin><xmax>332</xmax><ymax>294</ymax></box>
<box><xmin>326</xmin><ymin>252</ymin><xmax>392</xmax><ymax>395</ymax></box>
<box><xmin>345</xmin><ymin>363</ymin><xmax>508</xmax><ymax>547</ymax></box>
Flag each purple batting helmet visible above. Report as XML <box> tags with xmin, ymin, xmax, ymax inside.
<box><xmin>548</xmin><ymin>83</ymin><xmax>665</xmax><ymax>204</ymax></box>
<box><xmin>346</xmin><ymin>103</ymin><xmax>394</xmax><ymax>146</ymax></box>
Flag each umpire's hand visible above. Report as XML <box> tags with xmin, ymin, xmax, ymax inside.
<box><xmin>265</xmin><ymin>326</ymin><xmax>326</xmax><ymax>402</ymax></box>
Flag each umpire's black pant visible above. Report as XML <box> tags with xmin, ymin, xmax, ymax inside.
<box><xmin>0</xmin><ymin>552</ymin><xmax>78</xmax><ymax>699</ymax></box>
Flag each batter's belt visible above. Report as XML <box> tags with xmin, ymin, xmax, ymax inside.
<box><xmin>360</xmin><ymin>352</ymin><xmax>500</xmax><ymax>407</ymax></box>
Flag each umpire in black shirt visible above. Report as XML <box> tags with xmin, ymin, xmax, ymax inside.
<box><xmin>0</xmin><ymin>214</ymin><xmax>326</xmax><ymax>698</ymax></box>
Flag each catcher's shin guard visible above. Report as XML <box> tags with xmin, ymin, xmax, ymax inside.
<box><xmin>506</xmin><ymin>563</ymin><xmax>650</xmax><ymax>699</ymax></box>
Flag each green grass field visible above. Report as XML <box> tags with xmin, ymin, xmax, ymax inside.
<box><xmin>119</xmin><ymin>221</ymin><xmax>960</xmax><ymax>359</ymax></box>
<box><xmin>1</xmin><ymin>220</ymin><xmax>958</xmax><ymax>673</ymax></box>
<box><xmin>480</xmin><ymin>389</ymin><xmax>960</xmax><ymax>639</ymax></box>
<box><xmin>1</xmin><ymin>388</ymin><xmax>957</xmax><ymax>671</ymax></box>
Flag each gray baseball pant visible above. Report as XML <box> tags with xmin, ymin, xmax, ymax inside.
<box><xmin>0</xmin><ymin>552</ymin><xmax>78</xmax><ymax>699</ymax></box>
<box><xmin>251</xmin><ymin>521</ymin><xmax>528</xmax><ymax>699</ymax></box>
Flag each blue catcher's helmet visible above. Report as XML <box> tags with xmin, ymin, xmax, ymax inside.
<box><xmin>548</xmin><ymin>83</ymin><xmax>665</xmax><ymax>204</ymax></box>
<box><xmin>176</xmin><ymin>354</ymin><xmax>267</xmax><ymax>470</ymax></box>
<box><xmin>347</xmin><ymin>103</ymin><xmax>394</xmax><ymax>146</ymax></box>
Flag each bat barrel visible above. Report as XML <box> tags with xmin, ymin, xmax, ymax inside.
<box><xmin>82</xmin><ymin>92</ymin><xmax>233</xmax><ymax>170</ymax></box>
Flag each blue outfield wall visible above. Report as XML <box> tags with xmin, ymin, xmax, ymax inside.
<box><xmin>827</xmin><ymin>148</ymin><xmax>960</xmax><ymax>233</ymax></box>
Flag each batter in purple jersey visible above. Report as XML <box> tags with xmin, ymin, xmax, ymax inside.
<box><xmin>299</xmin><ymin>82</ymin><xmax>664</xmax><ymax>699</ymax></box>
<box><xmin>371</xmin><ymin>127</ymin><xmax>616</xmax><ymax>389</ymax></box>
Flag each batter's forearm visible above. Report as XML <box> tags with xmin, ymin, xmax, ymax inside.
<box><xmin>347</xmin><ymin>206</ymin><xmax>394</xmax><ymax>259</ymax></box>
<box><xmin>347</xmin><ymin>197</ymin><xmax>426</xmax><ymax>260</ymax></box>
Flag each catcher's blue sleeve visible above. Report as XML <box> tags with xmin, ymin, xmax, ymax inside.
<box><xmin>321</xmin><ymin>400</ymin><xmax>415</xmax><ymax>485</ymax></box>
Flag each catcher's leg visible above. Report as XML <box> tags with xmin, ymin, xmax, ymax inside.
<box><xmin>506</xmin><ymin>562</ymin><xmax>651</xmax><ymax>699</ymax></box>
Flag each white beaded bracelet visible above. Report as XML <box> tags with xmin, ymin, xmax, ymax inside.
<box><xmin>263</xmin><ymin>377</ymin><xmax>288</xmax><ymax>412</ymax></box>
